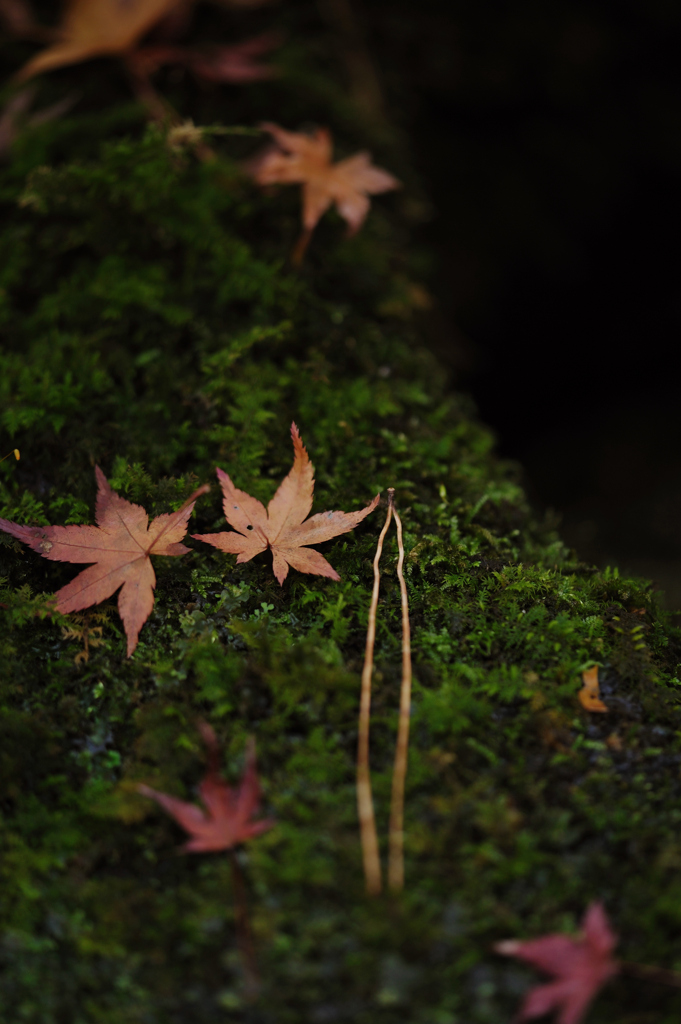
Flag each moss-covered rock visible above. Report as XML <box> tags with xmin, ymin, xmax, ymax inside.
<box><xmin>2</xmin><ymin>38</ymin><xmax>681</xmax><ymax>1024</ymax></box>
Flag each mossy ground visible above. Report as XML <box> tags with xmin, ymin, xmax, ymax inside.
<box><xmin>2</xmin><ymin>9</ymin><xmax>681</xmax><ymax>1023</ymax></box>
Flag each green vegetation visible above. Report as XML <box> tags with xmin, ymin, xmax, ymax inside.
<box><xmin>2</xmin><ymin>45</ymin><xmax>681</xmax><ymax>1024</ymax></box>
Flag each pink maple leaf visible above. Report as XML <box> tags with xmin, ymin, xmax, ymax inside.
<box><xmin>129</xmin><ymin>31</ymin><xmax>279</xmax><ymax>84</ymax></box>
<box><xmin>495</xmin><ymin>902</ymin><xmax>620</xmax><ymax>1024</ymax></box>
<box><xmin>138</xmin><ymin>724</ymin><xmax>274</xmax><ymax>852</ymax></box>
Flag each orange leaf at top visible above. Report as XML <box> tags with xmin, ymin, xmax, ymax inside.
<box><xmin>578</xmin><ymin>666</ymin><xmax>608</xmax><ymax>713</ymax></box>
<box><xmin>15</xmin><ymin>0</ymin><xmax>183</xmax><ymax>81</ymax></box>
<box><xmin>193</xmin><ymin>422</ymin><xmax>380</xmax><ymax>585</ymax></box>
<box><xmin>0</xmin><ymin>467</ymin><xmax>208</xmax><ymax>656</ymax></box>
<box><xmin>138</xmin><ymin>726</ymin><xmax>274</xmax><ymax>853</ymax></box>
<box><xmin>249</xmin><ymin>122</ymin><xmax>400</xmax><ymax>236</ymax></box>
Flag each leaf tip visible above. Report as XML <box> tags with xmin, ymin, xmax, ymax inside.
<box><xmin>494</xmin><ymin>940</ymin><xmax>521</xmax><ymax>956</ymax></box>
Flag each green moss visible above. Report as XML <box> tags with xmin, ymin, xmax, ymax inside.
<box><xmin>1</xmin><ymin>106</ymin><xmax>681</xmax><ymax>1024</ymax></box>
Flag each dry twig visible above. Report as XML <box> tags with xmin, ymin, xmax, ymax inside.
<box><xmin>387</xmin><ymin>488</ymin><xmax>411</xmax><ymax>891</ymax></box>
<box><xmin>357</xmin><ymin>492</ymin><xmax>392</xmax><ymax>894</ymax></box>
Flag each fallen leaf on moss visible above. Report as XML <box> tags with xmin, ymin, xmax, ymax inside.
<box><xmin>15</xmin><ymin>0</ymin><xmax>183</xmax><ymax>80</ymax></box>
<box><xmin>138</xmin><ymin>725</ymin><xmax>273</xmax><ymax>852</ymax></box>
<box><xmin>194</xmin><ymin>421</ymin><xmax>379</xmax><ymax>584</ymax></box>
<box><xmin>578</xmin><ymin>665</ymin><xmax>608</xmax><ymax>713</ymax></box>
<box><xmin>14</xmin><ymin>0</ymin><xmax>278</xmax><ymax>82</ymax></box>
<box><xmin>495</xmin><ymin>902</ymin><xmax>619</xmax><ymax>1024</ymax></box>
<box><xmin>0</xmin><ymin>467</ymin><xmax>208</xmax><ymax>656</ymax></box>
<box><xmin>248</xmin><ymin>122</ymin><xmax>400</xmax><ymax>260</ymax></box>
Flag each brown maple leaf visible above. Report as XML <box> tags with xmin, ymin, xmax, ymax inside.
<box><xmin>0</xmin><ymin>467</ymin><xmax>208</xmax><ymax>656</ymax></box>
<box><xmin>15</xmin><ymin>0</ymin><xmax>184</xmax><ymax>81</ymax></box>
<box><xmin>138</xmin><ymin>724</ymin><xmax>274</xmax><ymax>852</ymax></box>
<box><xmin>496</xmin><ymin>902</ymin><xmax>619</xmax><ymax>1024</ymax></box>
<box><xmin>193</xmin><ymin>422</ymin><xmax>379</xmax><ymax>584</ymax></box>
<box><xmin>14</xmin><ymin>0</ymin><xmax>276</xmax><ymax>81</ymax></box>
<box><xmin>248</xmin><ymin>123</ymin><xmax>400</xmax><ymax>259</ymax></box>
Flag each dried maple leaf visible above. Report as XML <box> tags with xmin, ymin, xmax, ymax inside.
<box><xmin>578</xmin><ymin>665</ymin><xmax>608</xmax><ymax>713</ymax></box>
<box><xmin>15</xmin><ymin>0</ymin><xmax>185</xmax><ymax>81</ymax></box>
<box><xmin>0</xmin><ymin>467</ymin><xmax>208</xmax><ymax>656</ymax></box>
<box><xmin>138</xmin><ymin>725</ymin><xmax>274</xmax><ymax>852</ymax></box>
<box><xmin>193</xmin><ymin>422</ymin><xmax>380</xmax><ymax>584</ymax></box>
<box><xmin>14</xmin><ymin>0</ymin><xmax>276</xmax><ymax>81</ymax></box>
<box><xmin>496</xmin><ymin>902</ymin><xmax>619</xmax><ymax>1024</ymax></box>
<box><xmin>248</xmin><ymin>123</ymin><xmax>400</xmax><ymax>257</ymax></box>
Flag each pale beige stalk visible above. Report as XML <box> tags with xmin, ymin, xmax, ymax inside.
<box><xmin>357</xmin><ymin>495</ymin><xmax>393</xmax><ymax>895</ymax></box>
<box><xmin>388</xmin><ymin>490</ymin><xmax>412</xmax><ymax>891</ymax></box>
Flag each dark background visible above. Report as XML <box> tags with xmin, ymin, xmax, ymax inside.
<box><xmin>364</xmin><ymin>0</ymin><xmax>681</xmax><ymax>606</ymax></box>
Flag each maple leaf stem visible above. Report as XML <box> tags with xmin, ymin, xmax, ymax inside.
<box><xmin>357</xmin><ymin>495</ymin><xmax>392</xmax><ymax>896</ymax></box>
<box><xmin>620</xmin><ymin>960</ymin><xmax>681</xmax><ymax>988</ymax></box>
<box><xmin>124</xmin><ymin>57</ymin><xmax>180</xmax><ymax>126</ymax></box>
<box><xmin>229</xmin><ymin>849</ymin><xmax>260</xmax><ymax>1002</ymax></box>
<box><xmin>291</xmin><ymin>228</ymin><xmax>313</xmax><ymax>266</ymax></box>
<box><xmin>387</xmin><ymin>489</ymin><xmax>412</xmax><ymax>893</ymax></box>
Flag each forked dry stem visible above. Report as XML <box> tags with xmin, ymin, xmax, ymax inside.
<box><xmin>387</xmin><ymin>490</ymin><xmax>412</xmax><ymax>891</ymax></box>
<box><xmin>357</xmin><ymin>494</ymin><xmax>393</xmax><ymax>895</ymax></box>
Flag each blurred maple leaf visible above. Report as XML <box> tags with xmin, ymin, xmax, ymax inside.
<box><xmin>248</xmin><ymin>123</ymin><xmax>400</xmax><ymax>260</ymax></box>
<box><xmin>193</xmin><ymin>421</ymin><xmax>380</xmax><ymax>584</ymax></box>
<box><xmin>0</xmin><ymin>467</ymin><xmax>208</xmax><ymax>656</ymax></box>
<box><xmin>578</xmin><ymin>665</ymin><xmax>608</xmax><ymax>713</ymax></box>
<box><xmin>128</xmin><ymin>30</ymin><xmax>279</xmax><ymax>84</ymax></box>
<box><xmin>138</xmin><ymin>724</ymin><xmax>273</xmax><ymax>852</ymax></box>
<box><xmin>496</xmin><ymin>902</ymin><xmax>619</xmax><ymax>1024</ymax></box>
<box><xmin>13</xmin><ymin>0</ymin><xmax>277</xmax><ymax>84</ymax></box>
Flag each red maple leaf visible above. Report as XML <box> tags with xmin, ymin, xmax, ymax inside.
<box><xmin>138</xmin><ymin>724</ymin><xmax>273</xmax><ymax>852</ymax></box>
<box><xmin>194</xmin><ymin>422</ymin><xmax>379</xmax><ymax>585</ymax></box>
<box><xmin>0</xmin><ymin>467</ymin><xmax>208</xmax><ymax>656</ymax></box>
<box><xmin>496</xmin><ymin>902</ymin><xmax>619</xmax><ymax>1024</ymax></box>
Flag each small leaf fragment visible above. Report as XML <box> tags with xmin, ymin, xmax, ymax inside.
<box><xmin>578</xmin><ymin>666</ymin><xmax>608</xmax><ymax>713</ymax></box>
